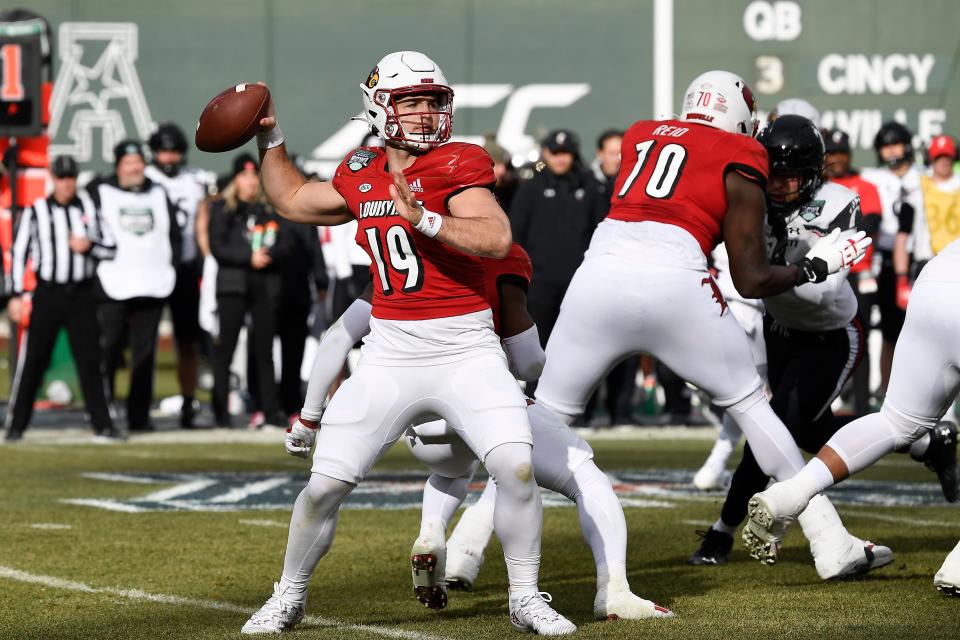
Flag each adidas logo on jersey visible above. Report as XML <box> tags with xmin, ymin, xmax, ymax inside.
<box><xmin>408</xmin><ymin>179</ymin><xmax>423</xmax><ymax>193</ymax></box>
<box><xmin>359</xmin><ymin>200</ymin><xmax>400</xmax><ymax>219</ymax></box>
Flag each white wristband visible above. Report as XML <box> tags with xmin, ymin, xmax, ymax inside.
<box><xmin>414</xmin><ymin>209</ymin><xmax>444</xmax><ymax>237</ymax></box>
<box><xmin>257</xmin><ymin>124</ymin><xmax>285</xmax><ymax>150</ymax></box>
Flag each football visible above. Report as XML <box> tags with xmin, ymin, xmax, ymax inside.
<box><xmin>195</xmin><ymin>83</ymin><xmax>270</xmax><ymax>152</ymax></box>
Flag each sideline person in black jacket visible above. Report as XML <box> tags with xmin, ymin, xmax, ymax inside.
<box><xmin>509</xmin><ymin>130</ymin><xmax>607</xmax><ymax>352</ymax></box>
<box><xmin>208</xmin><ymin>154</ymin><xmax>293</xmax><ymax>427</ymax></box>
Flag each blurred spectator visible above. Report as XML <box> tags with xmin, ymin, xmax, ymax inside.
<box><xmin>921</xmin><ymin>134</ymin><xmax>960</xmax><ymax>255</ymax></box>
<box><xmin>822</xmin><ymin>127</ymin><xmax>883</xmax><ymax>415</ymax></box>
<box><xmin>90</xmin><ymin>140</ymin><xmax>182</xmax><ymax>433</ymax></box>
<box><xmin>208</xmin><ymin>154</ymin><xmax>293</xmax><ymax>428</ymax></box>
<box><xmin>861</xmin><ymin>122</ymin><xmax>933</xmax><ymax>397</ymax></box>
<box><xmin>276</xmin><ymin>211</ymin><xmax>328</xmax><ymax>423</ymax></box>
<box><xmin>768</xmin><ymin>98</ymin><xmax>820</xmax><ymax>127</ymax></box>
<box><xmin>590</xmin><ymin>128</ymin><xmax>624</xmax><ymax>207</ymax></box>
<box><xmin>509</xmin><ymin>129</ymin><xmax>607</xmax><ymax>362</ymax></box>
<box><xmin>483</xmin><ymin>134</ymin><xmax>518</xmax><ymax>208</ymax></box>
<box><xmin>4</xmin><ymin>156</ymin><xmax>118</xmax><ymax>442</ymax></box>
<box><xmin>146</xmin><ymin>122</ymin><xmax>212</xmax><ymax>428</ymax></box>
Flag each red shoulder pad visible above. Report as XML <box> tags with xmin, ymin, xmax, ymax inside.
<box><xmin>487</xmin><ymin>243</ymin><xmax>533</xmax><ymax>287</ymax></box>
<box><xmin>726</xmin><ymin>137</ymin><xmax>768</xmax><ymax>188</ymax></box>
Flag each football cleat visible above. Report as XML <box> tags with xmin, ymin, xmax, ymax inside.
<box><xmin>692</xmin><ymin>464</ymin><xmax>731</xmax><ymax>491</ymax></box>
<box><xmin>923</xmin><ymin>422</ymin><xmax>959</xmax><ymax>503</ymax></box>
<box><xmin>410</xmin><ymin>531</ymin><xmax>447</xmax><ymax>610</ymax></box>
<box><xmin>743</xmin><ymin>485</ymin><xmax>803</xmax><ymax>565</ymax></box>
<box><xmin>444</xmin><ymin>540</ymin><xmax>485</xmax><ymax>591</ymax></box>
<box><xmin>509</xmin><ymin>591</ymin><xmax>577</xmax><ymax>636</ymax></box>
<box><xmin>813</xmin><ymin>535</ymin><xmax>894</xmax><ymax>580</ymax></box>
<box><xmin>241</xmin><ymin>583</ymin><xmax>305</xmax><ymax>634</ymax></box>
<box><xmin>594</xmin><ymin>588</ymin><xmax>674</xmax><ymax>621</ymax></box>
<box><xmin>688</xmin><ymin>528</ymin><xmax>734</xmax><ymax>566</ymax></box>
<box><xmin>934</xmin><ymin>541</ymin><xmax>960</xmax><ymax>596</ymax></box>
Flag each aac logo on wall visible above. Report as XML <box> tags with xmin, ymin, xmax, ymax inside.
<box><xmin>48</xmin><ymin>22</ymin><xmax>154</xmax><ymax>164</ymax></box>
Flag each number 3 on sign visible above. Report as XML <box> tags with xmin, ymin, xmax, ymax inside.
<box><xmin>0</xmin><ymin>44</ymin><xmax>24</xmax><ymax>101</ymax></box>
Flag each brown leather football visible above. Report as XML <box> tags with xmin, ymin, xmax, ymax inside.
<box><xmin>195</xmin><ymin>83</ymin><xmax>270</xmax><ymax>153</ymax></box>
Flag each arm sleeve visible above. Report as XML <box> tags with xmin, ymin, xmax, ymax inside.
<box><xmin>208</xmin><ymin>204</ymin><xmax>253</xmax><ymax>266</ymax></box>
<box><xmin>300</xmin><ymin>297</ymin><xmax>373</xmax><ymax>421</ymax></box>
<box><xmin>10</xmin><ymin>206</ymin><xmax>34</xmax><ymax>295</ymax></box>
<box><xmin>501</xmin><ymin>324</ymin><xmax>546</xmax><ymax>382</ymax></box>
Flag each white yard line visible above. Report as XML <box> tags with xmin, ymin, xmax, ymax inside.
<box><xmin>238</xmin><ymin>519</ymin><xmax>288</xmax><ymax>528</ymax></box>
<box><xmin>209</xmin><ymin>477</ymin><xmax>289</xmax><ymax>504</ymax></box>
<box><xmin>0</xmin><ymin>565</ymin><xmax>454</xmax><ymax>640</ymax></box>
<box><xmin>29</xmin><ymin>523</ymin><xmax>73</xmax><ymax>530</ymax></box>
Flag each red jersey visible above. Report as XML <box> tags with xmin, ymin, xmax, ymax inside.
<box><xmin>482</xmin><ymin>243</ymin><xmax>533</xmax><ymax>335</ymax></box>
<box><xmin>607</xmin><ymin>120</ymin><xmax>768</xmax><ymax>254</ymax></box>
<box><xmin>332</xmin><ymin>143</ymin><xmax>496</xmax><ymax>320</ymax></box>
<box><xmin>829</xmin><ymin>174</ymin><xmax>882</xmax><ymax>274</ymax></box>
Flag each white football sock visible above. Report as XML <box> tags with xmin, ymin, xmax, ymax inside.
<box><xmin>713</xmin><ymin>518</ymin><xmax>737</xmax><ymax>536</ymax></box>
<box><xmin>485</xmin><ymin>442</ymin><xmax>541</xmax><ymax>598</ymax></box>
<box><xmin>557</xmin><ymin>462</ymin><xmax>630</xmax><ymax>593</ymax></box>
<box><xmin>723</xmin><ymin>387</ymin><xmax>806</xmax><ymax>481</ymax></box>
<box><xmin>826</xmin><ymin>412</ymin><xmax>902</xmax><ymax>476</ymax></box>
<box><xmin>421</xmin><ymin>473</ymin><xmax>471</xmax><ymax>532</ymax></box>
<box><xmin>279</xmin><ymin>473</ymin><xmax>354</xmax><ymax>604</ymax></box>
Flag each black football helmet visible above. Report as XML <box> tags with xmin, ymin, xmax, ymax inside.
<box><xmin>757</xmin><ymin>115</ymin><xmax>825</xmax><ymax>217</ymax></box>
<box><xmin>148</xmin><ymin>123</ymin><xmax>188</xmax><ymax>176</ymax></box>
<box><xmin>873</xmin><ymin>121</ymin><xmax>913</xmax><ymax>169</ymax></box>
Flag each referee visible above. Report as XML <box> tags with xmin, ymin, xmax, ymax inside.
<box><xmin>3</xmin><ymin>156</ymin><xmax>119</xmax><ymax>442</ymax></box>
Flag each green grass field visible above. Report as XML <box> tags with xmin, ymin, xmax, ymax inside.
<box><xmin>1</xmin><ymin>432</ymin><xmax>958</xmax><ymax>640</ymax></box>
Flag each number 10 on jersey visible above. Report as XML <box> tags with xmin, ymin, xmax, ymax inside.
<box><xmin>366</xmin><ymin>225</ymin><xmax>425</xmax><ymax>294</ymax></box>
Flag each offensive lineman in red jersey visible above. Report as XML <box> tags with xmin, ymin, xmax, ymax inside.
<box><xmin>241</xmin><ymin>51</ymin><xmax>576</xmax><ymax>635</ymax></box>
<box><xmin>530</xmin><ymin>70</ymin><xmax>874</xmax><ymax>569</ymax></box>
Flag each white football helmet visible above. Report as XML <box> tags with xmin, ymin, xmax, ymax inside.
<box><xmin>679</xmin><ymin>70</ymin><xmax>759</xmax><ymax>137</ymax></box>
<box><xmin>360</xmin><ymin>51</ymin><xmax>453</xmax><ymax>152</ymax></box>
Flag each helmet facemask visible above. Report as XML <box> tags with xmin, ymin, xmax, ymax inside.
<box><xmin>375</xmin><ymin>86</ymin><xmax>453</xmax><ymax>152</ymax></box>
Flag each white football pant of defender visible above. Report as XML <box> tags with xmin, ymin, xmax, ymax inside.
<box><xmin>743</xmin><ymin>239</ymin><xmax>960</xmax><ymax>595</ymax></box>
<box><xmin>290</xmin><ymin>294</ymin><xmax>674</xmax><ymax>621</ymax></box>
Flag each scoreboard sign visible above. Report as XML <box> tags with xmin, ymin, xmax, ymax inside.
<box><xmin>674</xmin><ymin>0</ymin><xmax>959</xmax><ymax>165</ymax></box>
<box><xmin>0</xmin><ymin>20</ymin><xmax>43</xmax><ymax>137</ymax></box>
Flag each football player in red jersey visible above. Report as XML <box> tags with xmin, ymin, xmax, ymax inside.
<box><xmin>287</xmin><ymin>243</ymin><xmax>672</xmax><ymax>620</ymax></box>
<box><xmin>240</xmin><ymin>52</ymin><xmax>575</xmax><ymax>635</ymax></box>
<box><xmin>527</xmin><ymin>70</ymin><xmax>871</xmax><ymax>569</ymax></box>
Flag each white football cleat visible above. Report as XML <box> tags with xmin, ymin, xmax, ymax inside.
<box><xmin>692</xmin><ymin>464</ymin><xmax>730</xmax><ymax>491</ymax></box>
<box><xmin>411</xmin><ymin>530</ymin><xmax>448</xmax><ymax>610</ymax></box>
<box><xmin>934</xmin><ymin>541</ymin><xmax>960</xmax><ymax>596</ymax></box>
<box><xmin>444</xmin><ymin>540</ymin><xmax>485</xmax><ymax>591</ymax></box>
<box><xmin>241</xmin><ymin>583</ymin><xmax>305</xmax><ymax>634</ymax></box>
<box><xmin>743</xmin><ymin>484</ymin><xmax>805</xmax><ymax>565</ymax></box>
<box><xmin>813</xmin><ymin>535</ymin><xmax>894</xmax><ymax>580</ymax></box>
<box><xmin>509</xmin><ymin>591</ymin><xmax>577</xmax><ymax>636</ymax></box>
<box><xmin>594</xmin><ymin>588</ymin><xmax>674</xmax><ymax>620</ymax></box>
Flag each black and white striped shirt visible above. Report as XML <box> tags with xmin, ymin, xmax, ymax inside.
<box><xmin>10</xmin><ymin>193</ymin><xmax>116</xmax><ymax>294</ymax></box>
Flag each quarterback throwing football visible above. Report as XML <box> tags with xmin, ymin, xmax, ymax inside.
<box><xmin>241</xmin><ymin>51</ymin><xmax>574</xmax><ymax>635</ymax></box>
